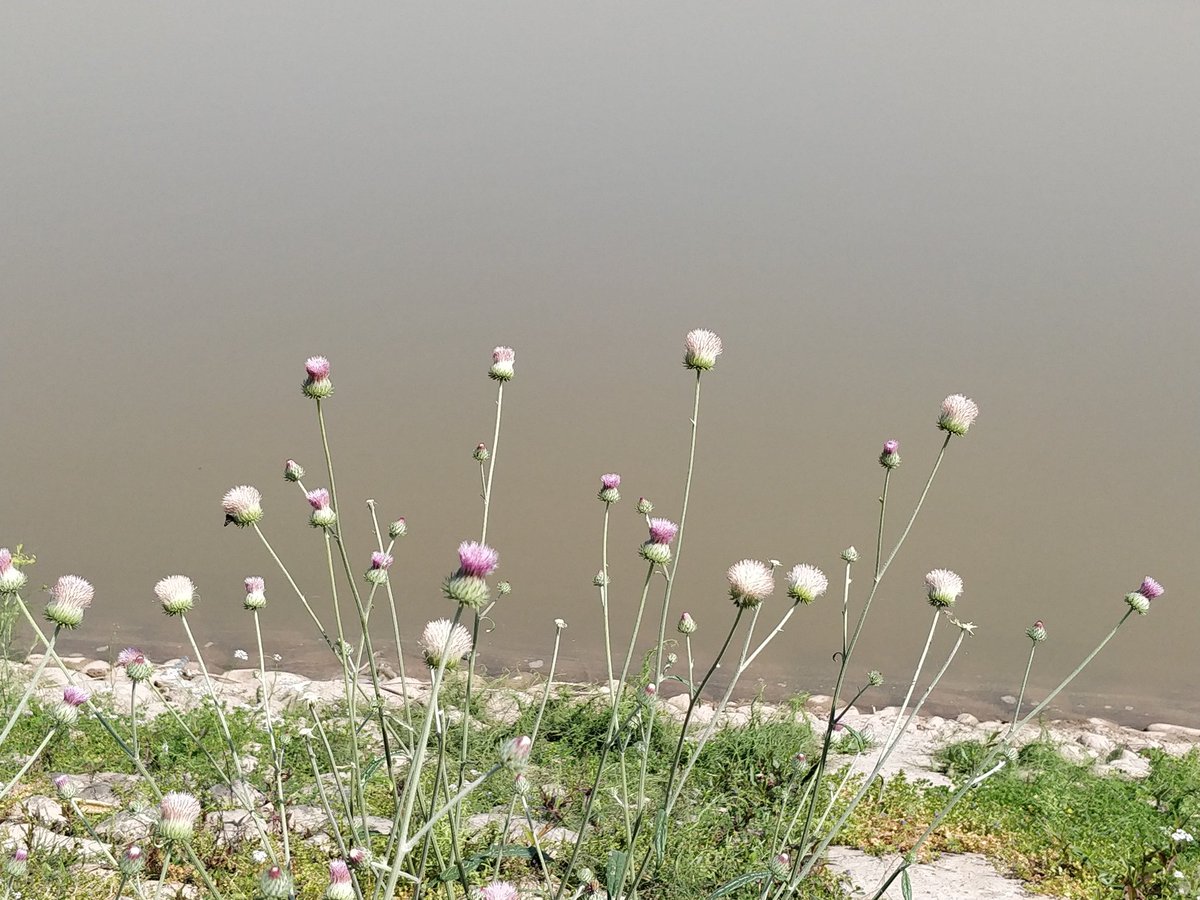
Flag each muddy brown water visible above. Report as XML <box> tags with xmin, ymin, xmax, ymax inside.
<box><xmin>2</xmin><ymin>5</ymin><xmax>1198</xmax><ymax>727</ymax></box>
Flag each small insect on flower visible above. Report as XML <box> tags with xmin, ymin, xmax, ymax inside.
<box><xmin>222</xmin><ymin>485</ymin><xmax>263</xmax><ymax>527</ymax></box>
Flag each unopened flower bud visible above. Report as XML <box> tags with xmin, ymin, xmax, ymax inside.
<box><xmin>643</xmin><ymin>683</ymin><xmax>657</xmax><ymax>700</ymax></box>
<box><xmin>53</xmin><ymin>685</ymin><xmax>89</xmax><ymax>727</ymax></box>
<box><xmin>303</xmin><ymin>356</ymin><xmax>334</xmax><ymax>399</ymax></box>
<box><xmin>388</xmin><ymin>517</ymin><xmax>408</xmax><ymax>538</ymax></box>
<box><xmin>879</xmin><ymin>439</ymin><xmax>901</xmax><ymax>470</ymax></box>
<box><xmin>1026</xmin><ymin>620</ymin><xmax>1046</xmax><ymax>643</ymax></box>
<box><xmin>1000</xmin><ymin>745</ymin><xmax>1019</xmax><ymax>765</ymax></box>
<box><xmin>489</xmin><ymin>346</ymin><xmax>515</xmax><ymax>382</ymax></box>
<box><xmin>119</xmin><ymin>844</ymin><xmax>145</xmax><ymax>876</ymax></box>
<box><xmin>677</xmin><ymin>612</ymin><xmax>697</xmax><ymax>635</ymax></box>
<box><xmin>5</xmin><ymin>847</ymin><xmax>28</xmax><ymax>879</ymax></box>
<box><xmin>259</xmin><ymin>864</ymin><xmax>294</xmax><ymax>899</ymax></box>
<box><xmin>867</xmin><ymin>670</ymin><xmax>884</xmax><ymax>687</ymax></box>
<box><xmin>666</xmin><ymin>652</ymin><xmax>677</xmax><ymax>667</ymax></box>
<box><xmin>841</xmin><ymin>546</ymin><xmax>860</xmax><ymax>563</ymax></box>
<box><xmin>497</xmin><ymin>580</ymin><xmax>512</xmax><ymax>596</ymax></box>
<box><xmin>768</xmin><ymin>852</ymin><xmax>791</xmax><ymax>880</ymax></box>
<box><xmin>514</xmin><ymin>773</ymin><xmax>531</xmax><ymax>796</ymax></box>
<box><xmin>500</xmin><ymin>735</ymin><xmax>533</xmax><ymax>771</ymax></box>
<box><xmin>283</xmin><ymin>459</ymin><xmax>305</xmax><ymax>482</ymax></box>
<box><xmin>636</xmin><ymin>497</ymin><xmax>654</xmax><ymax>515</ymax></box>
<box><xmin>790</xmin><ymin>752</ymin><xmax>807</xmax><ymax>773</ymax></box>
<box><xmin>474</xmin><ymin>443</ymin><xmax>490</xmax><ymax>463</ymax></box>
<box><xmin>52</xmin><ymin>773</ymin><xmax>77</xmax><ymax>800</ymax></box>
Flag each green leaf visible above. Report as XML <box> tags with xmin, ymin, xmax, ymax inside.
<box><xmin>902</xmin><ymin>867</ymin><xmax>913</xmax><ymax>900</ymax></box>
<box><xmin>654</xmin><ymin>809</ymin><xmax>668</xmax><ymax>864</ymax></box>
<box><xmin>707</xmin><ymin>871</ymin><xmax>769</xmax><ymax>898</ymax></box>
<box><xmin>435</xmin><ymin>845</ymin><xmax>542</xmax><ymax>882</ymax></box>
<box><xmin>606</xmin><ymin>850</ymin><xmax>628</xmax><ymax>899</ymax></box>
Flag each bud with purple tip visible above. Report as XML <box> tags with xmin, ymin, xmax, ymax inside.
<box><xmin>303</xmin><ymin>356</ymin><xmax>334</xmax><ymax>399</ymax></box>
<box><xmin>244</xmin><ymin>576</ymin><xmax>267</xmax><ymax>611</ymax></box>
<box><xmin>365</xmin><ymin>551</ymin><xmax>393</xmax><ymax>586</ymax></box>
<box><xmin>879</xmin><ymin>439</ymin><xmax>901</xmax><ymax>470</ymax></box>
<box><xmin>1026</xmin><ymin>620</ymin><xmax>1047</xmax><ymax>643</ymax></box>
<box><xmin>677</xmin><ymin>612</ymin><xmax>697</xmax><ymax>635</ymax></box>
<box><xmin>119</xmin><ymin>844</ymin><xmax>145</xmax><ymax>876</ymax></box>
<box><xmin>388</xmin><ymin>517</ymin><xmax>408</xmax><ymax>538</ymax></box>
<box><xmin>259</xmin><ymin>864</ymin><xmax>295</xmax><ymax>899</ymax></box>
<box><xmin>52</xmin><ymin>685</ymin><xmax>89</xmax><ymax>726</ymax></box>
<box><xmin>5</xmin><ymin>847</ymin><xmax>28</xmax><ymax>879</ymax></box>
<box><xmin>284</xmin><ymin>458</ymin><xmax>305</xmax><ymax>482</ymax></box>
<box><xmin>636</xmin><ymin>497</ymin><xmax>654</xmax><ymax>515</ymax></box>
<box><xmin>598</xmin><ymin>473</ymin><xmax>621</xmax><ymax>504</ymax></box>
<box><xmin>500</xmin><ymin>735</ymin><xmax>533</xmax><ymax>772</ymax></box>
<box><xmin>474</xmin><ymin>443</ymin><xmax>490</xmax><ymax>463</ymax></box>
<box><xmin>307</xmin><ymin>488</ymin><xmax>337</xmax><ymax>528</ymax></box>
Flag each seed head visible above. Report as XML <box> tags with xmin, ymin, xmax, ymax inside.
<box><xmin>0</xmin><ymin>548</ymin><xmax>27</xmax><ymax>593</ymax></box>
<box><xmin>489</xmin><ymin>346</ymin><xmax>516</xmax><ymax>381</ymax></box>
<box><xmin>938</xmin><ymin>394</ymin><xmax>979</xmax><ymax>436</ymax></box>
<box><xmin>683</xmin><ymin>328</ymin><xmax>723</xmax><ymax>371</ymax></box>
<box><xmin>283</xmin><ymin>459</ymin><xmax>305</xmax><ymax>482</ymax></box>
<box><xmin>786</xmin><ymin>564</ymin><xmax>828</xmax><ymax>604</ymax></box>
<box><xmin>45</xmin><ymin>575</ymin><xmax>94</xmax><ymax>628</ymax></box>
<box><xmin>925</xmin><ymin>569</ymin><xmax>964</xmax><ymax>608</ymax></box>
<box><xmin>727</xmin><ymin>559</ymin><xmax>776</xmax><ymax>608</ymax></box>
<box><xmin>157</xmin><ymin>791</ymin><xmax>201</xmax><ymax>843</ymax></box>
<box><xmin>303</xmin><ymin>356</ymin><xmax>334</xmax><ymax>399</ymax></box>
<box><xmin>221</xmin><ymin>485</ymin><xmax>263</xmax><ymax>527</ymax></box>
<box><xmin>420</xmin><ymin>619</ymin><xmax>474</xmax><ymax>669</ymax></box>
<box><xmin>155</xmin><ymin>574</ymin><xmax>196</xmax><ymax>616</ymax></box>
<box><xmin>244</xmin><ymin>576</ymin><xmax>267</xmax><ymax>611</ymax></box>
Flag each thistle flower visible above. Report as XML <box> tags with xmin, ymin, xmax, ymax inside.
<box><xmin>52</xmin><ymin>773</ymin><xmax>77</xmax><ymax>800</ymax></box>
<box><xmin>925</xmin><ymin>569</ymin><xmax>964</xmax><ymax>608</ymax></box>
<box><xmin>768</xmin><ymin>852</ymin><xmax>791</xmax><ymax>881</ymax></box>
<box><xmin>303</xmin><ymin>355</ymin><xmax>334</xmax><ymax>399</ymax></box>
<box><xmin>365</xmin><ymin>551</ymin><xmax>393</xmax><ymax>585</ymax></box>
<box><xmin>259</xmin><ymin>865</ymin><xmax>294</xmax><ymax>899</ymax></box>
<box><xmin>117</xmin><ymin>647</ymin><xmax>154</xmax><ymax>682</ymax></box>
<box><xmin>119</xmin><ymin>844</ymin><xmax>145</xmax><ymax>876</ymax></box>
<box><xmin>938</xmin><ymin>394</ymin><xmax>979</xmax><ymax>436</ymax></box>
<box><xmin>45</xmin><ymin>575</ymin><xmax>94</xmax><ymax>628</ymax></box>
<box><xmin>489</xmin><ymin>346</ymin><xmax>516</xmax><ymax>382</ymax></box>
<box><xmin>677</xmin><ymin>612</ymin><xmax>697</xmax><ymax>635</ymax></box>
<box><xmin>283</xmin><ymin>458</ymin><xmax>305</xmax><ymax>482</ymax></box>
<box><xmin>244</xmin><ymin>576</ymin><xmax>267</xmax><ymax>611</ymax></box>
<box><xmin>474</xmin><ymin>443</ymin><xmax>490</xmax><ymax>462</ymax></box>
<box><xmin>327</xmin><ymin>859</ymin><xmax>354</xmax><ymax>900</ymax></box>
<box><xmin>221</xmin><ymin>485</ymin><xmax>263</xmax><ymax>527</ymax></box>
<box><xmin>598</xmin><ymin>473</ymin><xmax>621</xmax><ymax>504</ymax></box>
<box><xmin>51</xmin><ymin>685</ymin><xmax>89</xmax><ymax>728</ymax></box>
<box><xmin>636</xmin><ymin>496</ymin><xmax>654</xmax><ymax>515</ymax></box>
<box><xmin>0</xmin><ymin>548</ymin><xmax>27</xmax><ymax>593</ymax></box>
<box><xmin>727</xmin><ymin>559</ymin><xmax>775</xmax><ymax>608</ymax></box>
<box><xmin>155</xmin><ymin>575</ymin><xmax>196</xmax><ymax>616</ymax></box>
<box><xmin>841</xmin><ymin>546</ymin><xmax>860</xmax><ymax>563</ymax></box>
<box><xmin>1026</xmin><ymin>620</ymin><xmax>1047</xmax><ymax>642</ymax></box>
<box><xmin>389</xmin><ymin>517</ymin><xmax>408</xmax><ymax>538</ymax></box>
<box><xmin>786</xmin><ymin>564</ymin><xmax>828</xmax><ymax>604</ymax></box>
<box><xmin>639</xmin><ymin>517</ymin><xmax>679</xmax><ymax>565</ymax></box>
<box><xmin>1126</xmin><ymin>576</ymin><xmax>1164</xmax><ymax>614</ymax></box>
<box><xmin>420</xmin><ymin>619</ymin><xmax>474</xmax><ymax>669</ymax></box>
<box><xmin>457</xmin><ymin>541</ymin><xmax>499</xmax><ymax>577</ymax></box>
<box><xmin>867</xmin><ymin>670</ymin><xmax>884</xmax><ymax>687</ymax></box>
<box><xmin>879</xmin><ymin>439</ymin><xmax>901</xmax><ymax>469</ymax></box>
<box><xmin>476</xmin><ymin>884</ymin><xmax>519</xmax><ymax>900</ymax></box>
<box><xmin>158</xmin><ymin>792</ymin><xmax>201</xmax><ymax>843</ymax></box>
<box><xmin>307</xmin><ymin>488</ymin><xmax>337</xmax><ymax>527</ymax></box>
<box><xmin>683</xmin><ymin>328</ymin><xmax>723</xmax><ymax>371</ymax></box>
<box><xmin>347</xmin><ymin>847</ymin><xmax>369</xmax><ymax>868</ymax></box>
<box><xmin>5</xmin><ymin>847</ymin><xmax>27</xmax><ymax>879</ymax></box>
<box><xmin>500</xmin><ymin>735</ymin><xmax>533</xmax><ymax>771</ymax></box>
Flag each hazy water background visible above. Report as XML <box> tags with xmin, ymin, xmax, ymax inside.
<box><xmin>3</xmin><ymin>4</ymin><xmax>1198</xmax><ymax>725</ymax></box>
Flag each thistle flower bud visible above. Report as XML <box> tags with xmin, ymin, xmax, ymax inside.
<box><xmin>283</xmin><ymin>459</ymin><xmax>305</xmax><ymax>482</ymax></box>
<box><xmin>727</xmin><ymin>559</ymin><xmax>775</xmax><ymax>609</ymax></box>
<box><xmin>938</xmin><ymin>394</ymin><xmax>979</xmax><ymax>436</ymax></box>
<box><xmin>666</xmin><ymin>652</ymin><xmax>677</xmax><ymax>667</ymax></box>
<box><xmin>5</xmin><ymin>847</ymin><xmax>28</xmax><ymax>879</ymax></box>
<box><xmin>643</xmin><ymin>683</ymin><xmax>657</xmax><ymax>700</ymax></box>
<box><xmin>474</xmin><ymin>443</ymin><xmax>490</xmax><ymax>463</ymax></box>
<box><xmin>243</xmin><ymin>576</ymin><xmax>267</xmax><ymax>611</ymax></box>
<box><xmin>327</xmin><ymin>859</ymin><xmax>354</xmax><ymax>900</ymax></box>
<box><xmin>879</xmin><ymin>439</ymin><xmax>901</xmax><ymax>469</ymax></box>
<box><xmin>443</xmin><ymin>575</ymin><xmax>490</xmax><ymax>609</ymax></box>
<box><xmin>924</xmin><ymin>569</ymin><xmax>964</xmax><ymax>608</ymax></box>
<box><xmin>388</xmin><ymin>517</ymin><xmax>408</xmax><ymax>538</ymax></box>
<box><xmin>117</xmin><ymin>648</ymin><xmax>154</xmax><ymax>682</ymax></box>
<box><xmin>768</xmin><ymin>852</ymin><xmax>791</xmax><ymax>881</ymax></box>
<box><xmin>636</xmin><ymin>497</ymin><xmax>654</xmax><ymax>515</ymax></box>
<box><xmin>119</xmin><ymin>844</ymin><xmax>145</xmax><ymax>876</ymax></box>
<box><xmin>683</xmin><ymin>328</ymin><xmax>723</xmax><ymax>371</ymax></box>
<box><xmin>155</xmin><ymin>574</ymin><xmax>196</xmax><ymax>616</ymax></box>
<box><xmin>867</xmin><ymin>670</ymin><xmax>884</xmax><ymax>687</ymax></box>
<box><xmin>45</xmin><ymin>575</ymin><xmax>94</xmax><ymax>628</ymax></box>
<box><xmin>365</xmin><ymin>551</ymin><xmax>393</xmax><ymax>585</ymax></box>
<box><xmin>593</xmin><ymin>570</ymin><xmax>610</xmax><ymax>587</ymax></box>
<box><xmin>158</xmin><ymin>791</ymin><xmax>201</xmax><ymax>843</ymax></box>
<box><xmin>1026</xmin><ymin>620</ymin><xmax>1047</xmax><ymax>643</ymax></box>
<box><xmin>307</xmin><ymin>488</ymin><xmax>337</xmax><ymax>528</ymax></box>
<box><xmin>52</xmin><ymin>685</ymin><xmax>89</xmax><ymax>727</ymax></box>
<box><xmin>420</xmin><ymin>619</ymin><xmax>474</xmax><ymax>669</ymax></box>
<box><xmin>513</xmin><ymin>772</ymin><xmax>530</xmax><ymax>797</ymax></box>
<box><xmin>0</xmin><ymin>548</ymin><xmax>27</xmax><ymax>593</ymax></box>
<box><xmin>786</xmin><ymin>564</ymin><xmax>828</xmax><ymax>604</ymax></box>
<box><xmin>500</xmin><ymin>735</ymin><xmax>533</xmax><ymax>772</ymax></box>
<box><xmin>790</xmin><ymin>752</ymin><xmax>807</xmax><ymax>773</ymax></box>
<box><xmin>221</xmin><ymin>485</ymin><xmax>263</xmax><ymax>527</ymax></box>
<box><xmin>489</xmin><ymin>346</ymin><xmax>516</xmax><ymax>382</ymax></box>
<box><xmin>677</xmin><ymin>612</ymin><xmax>697</xmax><ymax>635</ymax></box>
<box><xmin>841</xmin><ymin>546</ymin><xmax>860</xmax><ymax>563</ymax></box>
<box><xmin>347</xmin><ymin>847</ymin><xmax>369</xmax><ymax>868</ymax></box>
<box><xmin>259</xmin><ymin>865</ymin><xmax>294</xmax><ymax>899</ymax></box>
<box><xmin>598</xmin><ymin>473</ymin><xmax>621</xmax><ymax>504</ymax></box>
<box><xmin>303</xmin><ymin>356</ymin><xmax>334</xmax><ymax>399</ymax></box>
<box><xmin>1000</xmin><ymin>745</ymin><xmax>1020</xmax><ymax>765</ymax></box>
<box><xmin>497</xmin><ymin>580</ymin><xmax>512</xmax><ymax>596</ymax></box>
<box><xmin>52</xmin><ymin>773</ymin><xmax>77</xmax><ymax>800</ymax></box>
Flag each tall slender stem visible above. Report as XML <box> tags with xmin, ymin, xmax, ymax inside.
<box><xmin>481</xmin><ymin>381</ymin><xmax>505</xmax><ymax>546</ymax></box>
<box><xmin>252</xmin><ymin>524</ymin><xmax>333</xmax><ymax>650</ymax></box>
<box><xmin>0</xmin><ymin>625</ymin><xmax>60</xmax><ymax>746</ymax></box>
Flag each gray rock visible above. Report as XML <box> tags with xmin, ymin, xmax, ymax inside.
<box><xmin>205</xmin><ymin>808</ymin><xmax>260</xmax><ymax>847</ymax></box>
<box><xmin>95</xmin><ymin>809</ymin><xmax>156</xmax><ymax>843</ymax></box>
<box><xmin>7</xmin><ymin>796</ymin><xmax>65</xmax><ymax>828</ymax></box>
<box><xmin>1077</xmin><ymin>732</ymin><xmax>1115</xmax><ymax>755</ymax></box>
<box><xmin>210</xmin><ymin>780</ymin><xmax>266</xmax><ymax>809</ymax></box>
<box><xmin>287</xmin><ymin>804</ymin><xmax>329</xmax><ymax>837</ymax></box>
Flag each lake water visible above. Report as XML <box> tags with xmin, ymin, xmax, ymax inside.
<box><xmin>3</xmin><ymin>4</ymin><xmax>1198</xmax><ymax>725</ymax></box>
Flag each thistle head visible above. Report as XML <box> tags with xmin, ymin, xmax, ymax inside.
<box><xmin>768</xmin><ymin>852</ymin><xmax>791</xmax><ymax>880</ymax></box>
<box><xmin>489</xmin><ymin>346</ymin><xmax>516</xmax><ymax>382</ymax></box>
<box><xmin>117</xmin><ymin>647</ymin><xmax>154</xmax><ymax>682</ymax></box>
<box><xmin>388</xmin><ymin>517</ymin><xmax>408</xmax><ymax>538</ymax></box>
<box><xmin>5</xmin><ymin>846</ymin><xmax>28</xmax><ymax>879</ymax></box>
<box><xmin>307</xmin><ymin>488</ymin><xmax>337</xmax><ymax>527</ymax></box>
<box><xmin>677</xmin><ymin>612</ymin><xmax>697</xmax><ymax>635</ymax></box>
<box><xmin>259</xmin><ymin>864</ymin><xmax>295</xmax><ymax>899</ymax></box>
<box><xmin>244</xmin><ymin>576</ymin><xmax>267</xmax><ymax>610</ymax></box>
<box><xmin>841</xmin><ymin>546</ymin><xmax>860</xmax><ymax>563</ymax></box>
<box><xmin>0</xmin><ymin>548</ymin><xmax>27</xmax><ymax>593</ymax></box>
<box><xmin>155</xmin><ymin>574</ymin><xmax>196</xmax><ymax>616</ymax></box>
<box><xmin>635</xmin><ymin>496</ymin><xmax>654</xmax><ymax>515</ymax></box>
<box><xmin>497</xmin><ymin>580</ymin><xmax>512</xmax><ymax>596</ymax></box>
<box><xmin>221</xmin><ymin>485</ymin><xmax>263</xmax><ymax>527</ymax></box>
<box><xmin>119</xmin><ymin>844</ymin><xmax>145</xmax><ymax>876</ymax></box>
<box><xmin>640</xmin><ymin>517</ymin><xmax>679</xmax><ymax>564</ymax></box>
<box><xmin>500</xmin><ymin>735</ymin><xmax>533</xmax><ymax>772</ymax></box>
<box><xmin>457</xmin><ymin>541</ymin><xmax>499</xmax><ymax>578</ymax></box>
<box><xmin>420</xmin><ymin>619</ymin><xmax>474</xmax><ymax>669</ymax></box>
<box><xmin>45</xmin><ymin>575</ymin><xmax>94</xmax><ymax>628</ymax></box>
<box><xmin>1125</xmin><ymin>578</ymin><xmax>1162</xmax><ymax>614</ymax></box>
<box><xmin>786</xmin><ymin>564</ymin><xmax>828</xmax><ymax>604</ymax></box>
<box><xmin>726</xmin><ymin>559</ymin><xmax>776</xmax><ymax>608</ymax></box>
<box><xmin>683</xmin><ymin>328</ymin><xmax>723</xmax><ymax>371</ymax></box>
<box><xmin>474</xmin><ymin>443</ymin><xmax>490</xmax><ymax>462</ymax></box>
<box><xmin>347</xmin><ymin>847</ymin><xmax>369</xmax><ymax>868</ymax></box>
<box><xmin>365</xmin><ymin>551</ymin><xmax>394</xmax><ymax>585</ymax></box>
<box><xmin>925</xmin><ymin>568</ymin><xmax>964</xmax><ymax>608</ymax></box>
<box><xmin>283</xmin><ymin>458</ymin><xmax>305</xmax><ymax>482</ymax></box>
<box><xmin>879</xmin><ymin>439</ymin><xmax>901</xmax><ymax>469</ymax></box>
<box><xmin>867</xmin><ymin>670</ymin><xmax>885</xmax><ymax>687</ymax></box>
<box><xmin>1026</xmin><ymin>620</ymin><xmax>1047</xmax><ymax>642</ymax></box>
<box><xmin>598</xmin><ymin>472</ymin><xmax>622</xmax><ymax>504</ymax></box>
<box><xmin>303</xmin><ymin>356</ymin><xmax>334</xmax><ymax>399</ymax></box>
<box><xmin>157</xmin><ymin>791</ymin><xmax>201</xmax><ymax>843</ymax></box>
<box><xmin>327</xmin><ymin>859</ymin><xmax>354</xmax><ymax>900</ymax></box>
<box><xmin>52</xmin><ymin>773</ymin><xmax>77</xmax><ymax>800</ymax></box>
<box><xmin>938</xmin><ymin>394</ymin><xmax>979</xmax><ymax>436</ymax></box>
<box><xmin>476</xmin><ymin>883</ymin><xmax>519</xmax><ymax>900</ymax></box>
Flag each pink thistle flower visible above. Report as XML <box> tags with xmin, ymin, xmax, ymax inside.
<box><xmin>389</xmin><ymin>517</ymin><xmax>407</xmax><ymax>538</ymax></box>
<box><xmin>786</xmin><ymin>564</ymin><xmax>828</xmax><ymax>604</ymax></box>
<box><xmin>283</xmin><ymin>459</ymin><xmax>305</xmax><ymax>482</ymax></box>
<box><xmin>879</xmin><ymin>439</ymin><xmax>901</xmax><ymax>470</ymax></box>
<box><xmin>259</xmin><ymin>864</ymin><xmax>294</xmax><ymax>898</ymax></box>
<box><xmin>5</xmin><ymin>846</ymin><xmax>28</xmax><ymax>878</ymax></box>
<box><xmin>925</xmin><ymin>568</ymin><xmax>964</xmax><ymax>608</ymax></box>
<box><xmin>52</xmin><ymin>685</ymin><xmax>89</xmax><ymax>726</ymax></box>
<box><xmin>327</xmin><ymin>860</ymin><xmax>354</xmax><ymax>900</ymax></box>
<box><xmin>647</xmin><ymin>518</ymin><xmax>678</xmax><ymax>545</ymax></box>
<box><xmin>307</xmin><ymin>488</ymin><xmax>331</xmax><ymax>510</ymax></box>
<box><xmin>500</xmin><ymin>735</ymin><xmax>532</xmax><ymax>771</ymax></box>
<box><xmin>45</xmin><ymin>575</ymin><xmax>94</xmax><ymax>628</ymax></box>
<box><xmin>0</xmin><ymin>548</ymin><xmax>27</xmax><ymax>593</ymax></box>
<box><xmin>303</xmin><ymin>356</ymin><xmax>334</xmax><ymax>399</ymax></box>
<box><xmin>457</xmin><ymin>541</ymin><xmax>499</xmax><ymax>578</ymax></box>
<box><xmin>155</xmin><ymin>574</ymin><xmax>196</xmax><ymax>616</ymax></box>
<box><xmin>244</xmin><ymin>576</ymin><xmax>267</xmax><ymax>610</ymax></box>
<box><xmin>52</xmin><ymin>773</ymin><xmax>76</xmax><ymax>799</ymax></box>
<box><xmin>62</xmin><ymin>686</ymin><xmax>89</xmax><ymax>707</ymax></box>
<box><xmin>598</xmin><ymin>473</ymin><xmax>622</xmax><ymax>503</ymax></box>
<box><xmin>1138</xmin><ymin>577</ymin><xmax>1164</xmax><ymax>600</ymax></box>
<box><xmin>365</xmin><ymin>551</ymin><xmax>394</xmax><ymax>586</ymax></box>
<box><xmin>478</xmin><ymin>884</ymin><xmax>519</xmax><ymax>900</ymax></box>
<box><xmin>938</xmin><ymin>394</ymin><xmax>979</xmax><ymax>436</ymax></box>
<box><xmin>489</xmin><ymin>346</ymin><xmax>516</xmax><ymax>382</ymax></box>
<box><xmin>222</xmin><ymin>485</ymin><xmax>263</xmax><ymax>527</ymax></box>
<box><xmin>727</xmin><ymin>559</ymin><xmax>776</xmax><ymax>608</ymax></box>
<box><xmin>116</xmin><ymin>647</ymin><xmax>141</xmax><ymax>667</ymax></box>
<box><xmin>117</xmin><ymin>648</ymin><xmax>153</xmax><ymax>682</ymax></box>
<box><xmin>684</xmin><ymin>328</ymin><xmax>723</xmax><ymax>371</ymax></box>
<box><xmin>640</xmin><ymin>517</ymin><xmax>679</xmax><ymax>565</ymax></box>
<box><xmin>307</xmin><ymin>488</ymin><xmax>337</xmax><ymax>527</ymax></box>
<box><xmin>158</xmin><ymin>792</ymin><xmax>201</xmax><ymax>843</ymax></box>
<box><xmin>347</xmin><ymin>847</ymin><xmax>369</xmax><ymax>867</ymax></box>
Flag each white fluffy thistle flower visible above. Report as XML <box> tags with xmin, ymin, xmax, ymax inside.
<box><xmin>44</xmin><ymin>575</ymin><xmax>94</xmax><ymax>628</ymax></box>
<box><xmin>938</xmin><ymin>394</ymin><xmax>979</xmax><ymax>436</ymax></box>
<box><xmin>683</xmin><ymin>328</ymin><xmax>723</xmax><ymax>371</ymax></box>
<box><xmin>420</xmin><ymin>619</ymin><xmax>474</xmax><ymax>669</ymax></box>
<box><xmin>925</xmin><ymin>568</ymin><xmax>964</xmax><ymax>608</ymax></box>
<box><xmin>157</xmin><ymin>792</ymin><xmax>201</xmax><ymax>843</ymax></box>
<box><xmin>726</xmin><ymin>559</ymin><xmax>775</xmax><ymax>608</ymax></box>
<box><xmin>786</xmin><ymin>564</ymin><xmax>828</xmax><ymax>604</ymax></box>
<box><xmin>155</xmin><ymin>575</ymin><xmax>196</xmax><ymax>616</ymax></box>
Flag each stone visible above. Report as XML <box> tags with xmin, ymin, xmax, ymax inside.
<box><xmin>82</xmin><ymin>659</ymin><xmax>112</xmax><ymax>679</ymax></box>
<box><xmin>210</xmin><ymin>780</ymin><xmax>266</xmax><ymax>809</ymax></box>
<box><xmin>287</xmin><ymin>804</ymin><xmax>329</xmax><ymax>837</ymax></box>
<box><xmin>7</xmin><ymin>796</ymin><xmax>65</xmax><ymax>828</ymax></box>
<box><xmin>1105</xmin><ymin>749</ymin><xmax>1152</xmax><ymax>779</ymax></box>
<box><xmin>956</xmin><ymin>713</ymin><xmax>980</xmax><ymax>727</ymax></box>
<box><xmin>95</xmin><ymin>809</ymin><xmax>156</xmax><ymax>843</ymax></box>
<box><xmin>205</xmin><ymin>808</ymin><xmax>261</xmax><ymax>847</ymax></box>
<box><xmin>1077</xmin><ymin>732</ymin><xmax>1115</xmax><ymax>755</ymax></box>
<box><xmin>1146</xmin><ymin>723</ymin><xmax>1200</xmax><ymax>740</ymax></box>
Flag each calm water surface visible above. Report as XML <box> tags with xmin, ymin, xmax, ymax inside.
<box><xmin>2</xmin><ymin>4</ymin><xmax>1198</xmax><ymax>725</ymax></box>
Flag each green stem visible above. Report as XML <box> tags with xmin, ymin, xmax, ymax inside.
<box><xmin>0</xmin><ymin>625</ymin><xmax>60</xmax><ymax>746</ymax></box>
<box><xmin>0</xmin><ymin>728</ymin><xmax>55</xmax><ymax>802</ymax></box>
<box><xmin>178</xmin><ymin>615</ymin><xmax>243</xmax><ymax>778</ymax></box>
<box><xmin>600</xmin><ymin>504</ymin><xmax>615</xmax><ymax>707</ymax></box>
<box><xmin>480</xmin><ymin>381</ymin><xmax>505</xmax><ymax>547</ymax></box>
<box><xmin>252</xmin><ymin>523</ymin><xmax>334</xmax><ymax>651</ymax></box>
<box><xmin>254</xmin><ymin>610</ymin><xmax>288</xmax><ymax>866</ymax></box>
